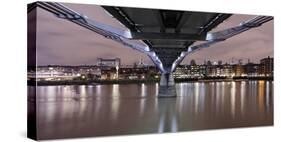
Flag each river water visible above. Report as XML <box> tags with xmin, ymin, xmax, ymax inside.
<box><xmin>28</xmin><ymin>80</ymin><xmax>273</xmax><ymax>140</ymax></box>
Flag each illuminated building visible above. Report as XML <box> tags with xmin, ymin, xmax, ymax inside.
<box><xmin>98</xmin><ymin>58</ymin><xmax>121</xmax><ymax>79</ymax></box>
<box><xmin>222</xmin><ymin>63</ymin><xmax>233</xmax><ymax>77</ymax></box>
<box><xmin>233</xmin><ymin>64</ymin><xmax>244</xmax><ymax>77</ymax></box>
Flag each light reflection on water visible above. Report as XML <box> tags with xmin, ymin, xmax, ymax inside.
<box><xmin>30</xmin><ymin>81</ymin><xmax>273</xmax><ymax>140</ymax></box>
<box><xmin>230</xmin><ymin>81</ymin><xmax>236</xmax><ymax>118</ymax></box>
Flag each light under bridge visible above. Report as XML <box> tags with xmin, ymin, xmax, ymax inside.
<box><xmin>28</xmin><ymin>2</ymin><xmax>273</xmax><ymax>97</ymax></box>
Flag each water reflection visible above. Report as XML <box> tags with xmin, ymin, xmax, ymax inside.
<box><xmin>266</xmin><ymin>81</ymin><xmax>270</xmax><ymax>108</ymax></box>
<box><xmin>96</xmin><ymin>85</ymin><xmax>101</xmax><ymax>95</ymax></box>
<box><xmin>230</xmin><ymin>81</ymin><xmax>236</xmax><ymax>118</ymax></box>
<box><xmin>157</xmin><ymin>98</ymin><xmax>177</xmax><ymax>133</ymax></box>
<box><xmin>240</xmin><ymin>81</ymin><xmax>246</xmax><ymax>116</ymax></box>
<box><xmin>258</xmin><ymin>81</ymin><xmax>265</xmax><ymax>113</ymax></box>
<box><xmin>32</xmin><ymin>81</ymin><xmax>274</xmax><ymax>140</ymax></box>
<box><xmin>139</xmin><ymin>83</ymin><xmax>147</xmax><ymax>116</ymax></box>
<box><xmin>111</xmin><ymin>84</ymin><xmax>120</xmax><ymax>122</ymax></box>
<box><xmin>194</xmin><ymin>82</ymin><xmax>199</xmax><ymax>115</ymax></box>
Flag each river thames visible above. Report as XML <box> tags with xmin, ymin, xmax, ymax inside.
<box><xmin>28</xmin><ymin>80</ymin><xmax>273</xmax><ymax>140</ymax></box>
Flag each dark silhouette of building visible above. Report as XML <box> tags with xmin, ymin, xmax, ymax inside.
<box><xmin>190</xmin><ymin>59</ymin><xmax>196</xmax><ymax>66</ymax></box>
<box><xmin>260</xmin><ymin>56</ymin><xmax>274</xmax><ymax>76</ymax></box>
<box><xmin>244</xmin><ymin>62</ymin><xmax>259</xmax><ymax>76</ymax></box>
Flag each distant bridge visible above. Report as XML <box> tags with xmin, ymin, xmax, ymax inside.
<box><xmin>28</xmin><ymin>2</ymin><xmax>273</xmax><ymax>97</ymax></box>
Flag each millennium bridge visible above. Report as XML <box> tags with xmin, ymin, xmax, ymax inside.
<box><xmin>28</xmin><ymin>2</ymin><xmax>273</xmax><ymax>97</ymax></box>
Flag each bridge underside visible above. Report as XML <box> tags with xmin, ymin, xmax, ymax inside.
<box><xmin>29</xmin><ymin>2</ymin><xmax>272</xmax><ymax>97</ymax></box>
<box><xmin>103</xmin><ymin>7</ymin><xmax>231</xmax><ymax>97</ymax></box>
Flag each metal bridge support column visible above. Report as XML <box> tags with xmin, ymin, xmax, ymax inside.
<box><xmin>158</xmin><ymin>73</ymin><xmax>177</xmax><ymax>97</ymax></box>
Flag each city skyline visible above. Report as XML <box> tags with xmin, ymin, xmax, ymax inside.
<box><xmin>34</xmin><ymin>56</ymin><xmax>273</xmax><ymax>67</ymax></box>
<box><xmin>33</xmin><ymin>3</ymin><xmax>273</xmax><ymax>66</ymax></box>
<box><xmin>29</xmin><ymin>56</ymin><xmax>273</xmax><ymax>83</ymax></box>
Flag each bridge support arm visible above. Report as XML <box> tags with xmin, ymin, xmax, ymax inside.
<box><xmin>31</xmin><ymin>2</ymin><xmax>168</xmax><ymax>73</ymax></box>
<box><xmin>170</xmin><ymin>16</ymin><xmax>273</xmax><ymax>72</ymax></box>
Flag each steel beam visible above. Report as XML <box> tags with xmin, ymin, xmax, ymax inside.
<box><xmin>130</xmin><ymin>32</ymin><xmax>206</xmax><ymax>40</ymax></box>
<box><xmin>199</xmin><ymin>14</ymin><xmax>232</xmax><ymax>34</ymax></box>
<box><xmin>102</xmin><ymin>6</ymin><xmax>138</xmax><ymax>32</ymax></box>
<box><xmin>156</xmin><ymin>11</ymin><xmax>166</xmax><ymax>33</ymax></box>
<box><xmin>175</xmin><ymin>13</ymin><xmax>191</xmax><ymax>33</ymax></box>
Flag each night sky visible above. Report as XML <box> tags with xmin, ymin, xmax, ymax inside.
<box><xmin>35</xmin><ymin>3</ymin><xmax>273</xmax><ymax>66</ymax></box>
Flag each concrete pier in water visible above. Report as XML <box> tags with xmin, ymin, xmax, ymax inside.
<box><xmin>158</xmin><ymin>73</ymin><xmax>177</xmax><ymax>97</ymax></box>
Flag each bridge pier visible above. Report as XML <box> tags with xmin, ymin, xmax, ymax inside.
<box><xmin>158</xmin><ymin>73</ymin><xmax>177</xmax><ymax>97</ymax></box>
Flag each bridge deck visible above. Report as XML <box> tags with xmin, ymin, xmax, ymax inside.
<box><xmin>103</xmin><ymin>6</ymin><xmax>231</xmax><ymax>69</ymax></box>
